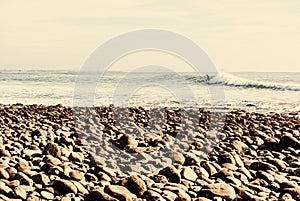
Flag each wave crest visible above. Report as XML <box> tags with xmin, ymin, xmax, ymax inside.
<box><xmin>206</xmin><ymin>73</ymin><xmax>300</xmax><ymax>91</ymax></box>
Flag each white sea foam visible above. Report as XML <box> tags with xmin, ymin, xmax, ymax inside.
<box><xmin>207</xmin><ymin>72</ymin><xmax>300</xmax><ymax>91</ymax></box>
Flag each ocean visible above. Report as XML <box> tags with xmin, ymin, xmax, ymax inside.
<box><xmin>0</xmin><ymin>70</ymin><xmax>299</xmax><ymax>112</ymax></box>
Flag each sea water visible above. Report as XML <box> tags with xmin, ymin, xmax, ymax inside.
<box><xmin>0</xmin><ymin>70</ymin><xmax>299</xmax><ymax>112</ymax></box>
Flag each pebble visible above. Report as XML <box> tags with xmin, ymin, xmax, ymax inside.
<box><xmin>105</xmin><ymin>185</ymin><xmax>136</xmax><ymax>201</ymax></box>
<box><xmin>0</xmin><ymin>167</ymin><xmax>9</xmax><ymax>179</ymax></box>
<box><xmin>40</xmin><ymin>190</ymin><xmax>54</xmax><ymax>200</ymax></box>
<box><xmin>0</xmin><ymin>105</ymin><xmax>299</xmax><ymax>201</ymax></box>
<box><xmin>43</xmin><ymin>143</ymin><xmax>61</xmax><ymax>158</ymax></box>
<box><xmin>181</xmin><ymin>167</ymin><xmax>198</xmax><ymax>181</ymax></box>
<box><xmin>159</xmin><ymin>165</ymin><xmax>181</xmax><ymax>183</ymax></box>
<box><xmin>69</xmin><ymin>170</ymin><xmax>85</xmax><ymax>181</ymax></box>
<box><xmin>14</xmin><ymin>186</ymin><xmax>27</xmax><ymax>199</ymax></box>
<box><xmin>123</xmin><ymin>175</ymin><xmax>147</xmax><ymax>196</ymax></box>
<box><xmin>86</xmin><ymin>187</ymin><xmax>117</xmax><ymax>201</ymax></box>
<box><xmin>53</xmin><ymin>179</ymin><xmax>77</xmax><ymax>195</ymax></box>
<box><xmin>32</xmin><ymin>173</ymin><xmax>50</xmax><ymax>185</ymax></box>
<box><xmin>198</xmin><ymin>183</ymin><xmax>236</xmax><ymax>200</ymax></box>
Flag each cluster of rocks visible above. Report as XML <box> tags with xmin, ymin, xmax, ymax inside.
<box><xmin>0</xmin><ymin>104</ymin><xmax>300</xmax><ymax>200</ymax></box>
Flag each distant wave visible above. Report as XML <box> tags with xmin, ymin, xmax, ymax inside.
<box><xmin>205</xmin><ymin>72</ymin><xmax>300</xmax><ymax>91</ymax></box>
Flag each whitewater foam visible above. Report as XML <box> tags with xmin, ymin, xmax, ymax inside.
<box><xmin>207</xmin><ymin>72</ymin><xmax>300</xmax><ymax>91</ymax></box>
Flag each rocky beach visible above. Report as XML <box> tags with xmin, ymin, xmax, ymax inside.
<box><xmin>0</xmin><ymin>104</ymin><xmax>300</xmax><ymax>201</ymax></box>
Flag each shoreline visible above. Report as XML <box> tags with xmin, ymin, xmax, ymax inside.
<box><xmin>1</xmin><ymin>102</ymin><xmax>299</xmax><ymax>114</ymax></box>
<box><xmin>0</xmin><ymin>104</ymin><xmax>300</xmax><ymax>200</ymax></box>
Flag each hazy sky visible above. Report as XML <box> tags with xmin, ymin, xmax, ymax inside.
<box><xmin>0</xmin><ymin>0</ymin><xmax>299</xmax><ymax>72</ymax></box>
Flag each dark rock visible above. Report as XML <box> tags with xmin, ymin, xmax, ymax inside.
<box><xmin>280</xmin><ymin>134</ymin><xmax>300</xmax><ymax>150</ymax></box>
<box><xmin>0</xmin><ymin>185</ymin><xmax>13</xmax><ymax>196</ymax></box>
<box><xmin>105</xmin><ymin>185</ymin><xmax>135</xmax><ymax>201</ymax></box>
<box><xmin>32</xmin><ymin>173</ymin><xmax>50</xmax><ymax>185</ymax></box>
<box><xmin>43</xmin><ymin>143</ymin><xmax>61</xmax><ymax>158</ymax></box>
<box><xmin>86</xmin><ymin>187</ymin><xmax>117</xmax><ymax>201</ymax></box>
<box><xmin>159</xmin><ymin>165</ymin><xmax>181</xmax><ymax>183</ymax></box>
<box><xmin>113</xmin><ymin>134</ymin><xmax>138</xmax><ymax>149</ymax></box>
<box><xmin>0</xmin><ymin>148</ymin><xmax>11</xmax><ymax>157</ymax></box>
<box><xmin>123</xmin><ymin>175</ymin><xmax>147</xmax><ymax>196</ymax></box>
<box><xmin>53</xmin><ymin>179</ymin><xmax>77</xmax><ymax>195</ymax></box>
<box><xmin>69</xmin><ymin>152</ymin><xmax>84</xmax><ymax>163</ymax></box>
<box><xmin>69</xmin><ymin>170</ymin><xmax>85</xmax><ymax>181</ymax></box>
<box><xmin>198</xmin><ymin>183</ymin><xmax>236</xmax><ymax>200</ymax></box>
<box><xmin>0</xmin><ymin>167</ymin><xmax>9</xmax><ymax>179</ymax></box>
<box><xmin>14</xmin><ymin>172</ymin><xmax>33</xmax><ymax>186</ymax></box>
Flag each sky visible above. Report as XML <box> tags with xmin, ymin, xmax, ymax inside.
<box><xmin>0</xmin><ymin>0</ymin><xmax>299</xmax><ymax>72</ymax></box>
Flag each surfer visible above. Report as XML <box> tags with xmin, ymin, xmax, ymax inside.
<box><xmin>205</xmin><ymin>74</ymin><xmax>211</xmax><ymax>82</ymax></box>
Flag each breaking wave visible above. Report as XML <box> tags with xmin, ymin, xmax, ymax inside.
<box><xmin>187</xmin><ymin>72</ymin><xmax>300</xmax><ymax>91</ymax></box>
